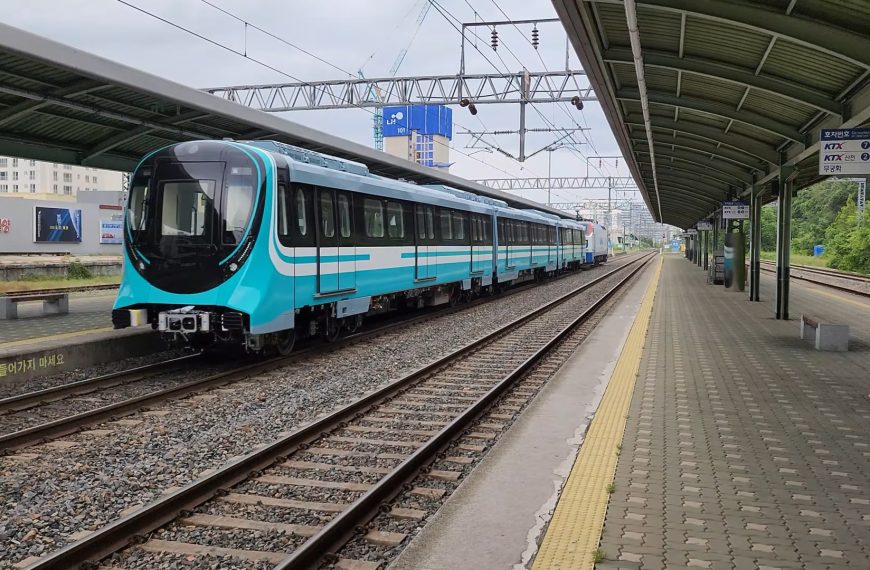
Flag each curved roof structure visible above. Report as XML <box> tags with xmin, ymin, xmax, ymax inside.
<box><xmin>554</xmin><ymin>0</ymin><xmax>870</xmax><ymax>228</ymax></box>
<box><xmin>0</xmin><ymin>22</ymin><xmax>571</xmax><ymax>219</ymax></box>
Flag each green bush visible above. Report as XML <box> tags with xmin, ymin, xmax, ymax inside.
<box><xmin>824</xmin><ymin>197</ymin><xmax>870</xmax><ymax>274</ymax></box>
<box><xmin>67</xmin><ymin>262</ymin><xmax>93</xmax><ymax>280</ymax></box>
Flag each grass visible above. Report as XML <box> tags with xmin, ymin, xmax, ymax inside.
<box><xmin>760</xmin><ymin>250</ymin><xmax>830</xmax><ymax>268</ymax></box>
<box><xmin>593</xmin><ymin>548</ymin><xmax>605</xmax><ymax>564</ymax></box>
<box><xmin>0</xmin><ymin>274</ymin><xmax>120</xmax><ymax>294</ymax></box>
<box><xmin>606</xmin><ymin>482</ymin><xmax>615</xmax><ymax>494</ymax></box>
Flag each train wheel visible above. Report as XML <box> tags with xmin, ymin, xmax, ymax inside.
<box><xmin>345</xmin><ymin>315</ymin><xmax>363</xmax><ymax>334</ymax></box>
<box><xmin>323</xmin><ymin>317</ymin><xmax>342</xmax><ymax>343</ymax></box>
<box><xmin>276</xmin><ymin>330</ymin><xmax>296</xmax><ymax>356</ymax></box>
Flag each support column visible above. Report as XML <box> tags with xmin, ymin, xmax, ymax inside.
<box><xmin>775</xmin><ymin>162</ymin><xmax>795</xmax><ymax>319</ymax></box>
<box><xmin>712</xmin><ymin>213</ymin><xmax>719</xmax><ymax>255</ymax></box>
<box><xmin>749</xmin><ymin>180</ymin><xmax>762</xmax><ymax>302</ymax></box>
<box><xmin>703</xmin><ymin>230</ymin><xmax>709</xmax><ymax>270</ymax></box>
<box><xmin>697</xmin><ymin>234</ymin><xmax>702</xmax><ymax>267</ymax></box>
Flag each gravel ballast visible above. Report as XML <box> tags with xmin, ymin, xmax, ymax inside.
<box><xmin>0</xmin><ymin>257</ymin><xmax>644</xmax><ymax>568</ymax></box>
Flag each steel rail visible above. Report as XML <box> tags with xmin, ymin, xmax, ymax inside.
<box><xmin>757</xmin><ymin>262</ymin><xmax>869</xmax><ymax>298</ymax></box>
<box><xmin>276</xmin><ymin>253</ymin><xmax>657</xmax><ymax>570</ymax></box>
<box><xmin>759</xmin><ymin>260</ymin><xmax>869</xmax><ymax>283</ymax></box>
<box><xmin>26</xmin><ymin>252</ymin><xmax>655</xmax><ymax>570</ymax></box>
<box><xmin>0</xmin><ymin>354</ymin><xmax>201</xmax><ymax>413</ymax></box>
<box><xmin>0</xmin><ymin>254</ymin><xmax>644</xmax><ymax>454</ymax></box>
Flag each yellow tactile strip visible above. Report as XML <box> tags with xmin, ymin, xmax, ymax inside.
<box><xmin>532</xmin><ymin>255</ymin><xmax>663</xmax><ymax>570</ymax></box>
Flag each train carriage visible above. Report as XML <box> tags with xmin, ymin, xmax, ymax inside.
<box><xmin>113</xmin><ymin>139</ymin><xmax>590</xmax><ymax>354</ymax></box>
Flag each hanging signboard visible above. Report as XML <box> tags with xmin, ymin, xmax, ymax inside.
<box><xmin>687</xmin><ymin>228</ymin><xmax>698</xmax><ymax>235</ymax></box>
<box><xmin>819</xmin><ymin>128</ymin><xmax>870</xmax><ymax>175</ymax></box>
<box><xmin>722</xmin><ymin>201</ymin><xmax>749</xmax><ymax>219</ymax></box>
<box><xmin>697</xmin><ymin>221</ymin><xmax>713</xmax><ymax>231</ymax></box>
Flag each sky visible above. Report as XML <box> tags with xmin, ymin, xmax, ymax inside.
<box><xmin>3</xmin><ymin>0</ymin><xmax>641</xmax><ymax>207</ymax></box>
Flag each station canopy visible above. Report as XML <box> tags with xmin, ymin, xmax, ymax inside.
<box><xmin>554</xmin><ymin>0</ymin><xmax>870</xmax><ymax>228</ymax></box>
<box><xmin>0</xmin><ymin>22</ymin><xmax>570</xmax><ymax>219</ymax></box>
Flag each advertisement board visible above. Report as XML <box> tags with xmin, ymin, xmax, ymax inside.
<box><xmin>34</xmin><ymin>207</ymin><xmax>82</xmax><ymax>243</ymax></box>
<box><xmin>382</xmin><ymin>104</ymin><xmax>453</xmax><ymax>139</ymax></box>
<box><xmin>99</xmin><ymin>219</ymin><xmax>124</xmax><ymax>244</ymax></box>
<box><xmin>697</xmin><ymin>221</ymin><xmax>713</xmax><ymax>231</ymax></box>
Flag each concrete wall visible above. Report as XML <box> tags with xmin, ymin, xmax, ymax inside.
<box><xmin>0</xmin><ymin>193</ymin><xmax>125</xmax><ymax>255</ymax></box>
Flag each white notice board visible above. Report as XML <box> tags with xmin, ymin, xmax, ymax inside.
<box><xmin>722</xmin><ymin>201</ymin><xmax>749</xmax><ymax>219</ymax></box>
<box><xmin>819</xmin><ymin>128</ymin><xmax>870</xmax><ymax>175</ymax></box>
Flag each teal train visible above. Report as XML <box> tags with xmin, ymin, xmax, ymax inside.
<box><xmin>113</xmin><ymin>140</ymin><xmax>605</xmax><ymax>353</ymax></box>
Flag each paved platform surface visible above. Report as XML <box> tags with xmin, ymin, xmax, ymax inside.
<box><xmin>593</xmin><ymin>254</ymin><xmax>869</xmax><ymax>569</ymax></box>
<box><xmin>0</xmin><ymin>293</ymin><xmax>115</xmax><ymax>344</ymax></box>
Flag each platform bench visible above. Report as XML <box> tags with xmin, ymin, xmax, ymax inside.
<box><xmin>800</xmin><ymin>315</ymin><xmax>849</xmax><ymax>352</ymax></box>
<box><xmin>0</xmin><ymin>293</ymin><xmax>69</xmax><ymax>320</ymax></box>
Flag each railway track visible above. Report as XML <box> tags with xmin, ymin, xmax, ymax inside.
<box><xmin>0</xmin><ymin>254</ymin><xmax>647</xmax><ymax>455</ymax></box>
<box><xmin>25</xmin><ymin>251</ymin><xmax>657</xmax><ymax>570</ymax></box>
<box><xmin>1</xmin><ymin>283</ymin><xmax>119</xmax><ymax>297</ymax></box>
<box><xmin>757</xmin><ymin>260</ymin><xmax>869</xmax><ymax>297</ymax></box>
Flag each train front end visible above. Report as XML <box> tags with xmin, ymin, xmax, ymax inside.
<box><xmin>112</xmin><ymin>140</ymin><xmax>272</xmax><ymax>350</ymax></box>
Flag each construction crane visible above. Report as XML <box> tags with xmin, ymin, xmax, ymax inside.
<box><xmin>358</xmin><ymin>0</ymin><xmax>431</xmax><ymax>150</ymax></box>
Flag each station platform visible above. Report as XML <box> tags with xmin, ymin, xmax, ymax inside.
<box><xmin>536</xmin><ymin>254</ymin><xmax>869</xmax><ymax>569</ymax></box>
<box><xmin>0</xmin><ymin>291</ymin><xmax>116</xmax><ymax>344</ymax></box>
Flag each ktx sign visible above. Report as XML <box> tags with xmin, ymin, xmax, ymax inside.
<box><xmin>819</xmin><ymin>128</ymin><xmax>870</xmax><ymax>175</ymax></box>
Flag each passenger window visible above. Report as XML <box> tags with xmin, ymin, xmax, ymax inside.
<box><xmin>387</xmin><ymin>201</ymin><xmax>404</xmax><ymax>238</ymax></box>
<box><xmin>440</xmin><ymin>209</ymin><xmax>452</xmax><ymax>240</ymax></box>
<box><xmin>320</xmin><ymin>192</ymin><xmax>335</xmax><ymax>238</ymax></box>
<box><xmin>337</xmin><ymin>194</ymin><xmax>351</xmax><ymax>238</ymax></box>
<box><xmin>364</xmin><ymin>198</ymin><xmax>384</xmax><ymax>238</ymax></box>
<box><xmin>425</xmin><ymin>207</ymin><xmax>435</xmax><ymax>239</ymax></box>
<box><xmin>416</xmin><ymin>207</ymin><xmax>426</xmax><ymax>240</ymax></box>
<box><xmin>452</xmin><ymin>211</ymin><xmax>466</xmax><ymax>240</ymax></box>
<box><xmin>296</xmin><ymin>188</ymin><xmax>308</xmax><ymax>237</ymax></box>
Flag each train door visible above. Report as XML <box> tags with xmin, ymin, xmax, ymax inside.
<box><xmin>504</xmin><ymin>219</ymin><xmax>514</xmax><ymax>269</ymax></box>
<box><xmin>336</xmin><ymin>192</ymin><xmax>356</xmax><ymax>291</ymax></box>
<box><xmin>316</xmin><ymin>188</ymin><xmax>338</xmax><ymax>294</ymax></box>
<box><xmin>415</xmin><ymin>204</ymin><xmax>435</xmax><ymax>280</ymax></box>
<box><xmin>471</xmin><ymin>215</ymin><xmax>483</xmax><ymax>273</ymax></box>
<box><xmin>316</xmin><ymin>189</ymin><xmax>355</xmax><ymax>294</ymax></box>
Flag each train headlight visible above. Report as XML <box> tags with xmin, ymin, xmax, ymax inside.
<box><xmin>138</xmin><ymin>261</ymin><xmax>145</xmax><ymax>271</ymax></box>
<box><xmin>229</xmin><ymin>262</ymin><xmax>238</xmax><ymax>272</ymax></box>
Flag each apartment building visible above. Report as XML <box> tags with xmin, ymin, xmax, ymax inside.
<box><xmin>0</xmin><ymin>156</ymin><xmax>124</xmax><ymax>198</ymax></box>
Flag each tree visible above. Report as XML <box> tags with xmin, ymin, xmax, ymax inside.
<box><xmin>824</xmin><ymin>197</ymin><xmax>870</xmax><ymax>273</ymax></box>
<box><xmin>792</xmin><ymin>179</ymin><xmax>857</xmax><ymax>254</ymax></box>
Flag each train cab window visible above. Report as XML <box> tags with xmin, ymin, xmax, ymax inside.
<box><xmin>387</xmin><ymin>201</ymin><xmax>404</xmax><ymax>238</ymax></box>
<box><xmin>482</xmin><ymin>217</ymin><xmax>492</xmax><ymax>245</ymax></box>
<box><xmin>160</xmin><ymin>180</ymin><xmax>214</xmax><ymax>237</ymax></box>
<box><xmin>364</xmin><ymin>198</ymin><xmax>384</xmax><ymax>238</ymax></box>
<box><xmin>337</xmin><ymin>194</ymin><xmax>351</xmax><ymax>238</ymax></box>
<box><xmin>277</xmin><ymin>184</ymin><xmax>290</xmax><ymax>239</ymax></box>
<box><xmin>319</xmin><ymin>192</ymin><xmax>335</xmax><ymax>238</ymax></box>
<box><xmin>128</xmin><ymin>180</ymin><xmax>149</xmax><ymax>235</ymax></box>
<box><xmin>439</xmin><ymin>208</ymin><xmax>453</xmax><ymax>240</ymax></box>
<box><xmin>425</xmin><ymin>207</ymin><xmax>435</xmax><ymax>239</ymax></box>
<box><xmin>452</xmin><ymin>211</ymin><xmax>466</xmax><ymax>241</ymax></box>
<box><xmin>295</xmin><ymin>188</ymin><xmax>309</xmax><ymax>237</ymax></box>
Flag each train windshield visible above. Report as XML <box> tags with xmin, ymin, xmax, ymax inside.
<box><xmin>128</xmin><ymin>160</ymin><xmax>257</xmax><ymax>250</ymax></box>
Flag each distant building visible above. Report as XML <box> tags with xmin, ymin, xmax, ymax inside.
<box><xmin>0</xmin><ymin>156</ymin><xmax>125</xmax><ymax>200</ymax></box>
<box><xmin>382</xmin><ymin>105</ymin><xmax>452</xmax><ymax>170</ymax></box>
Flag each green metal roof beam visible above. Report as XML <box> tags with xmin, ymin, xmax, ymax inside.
<box><xmin>629</xmin><ymin>135</ymin><xmax>765</xmax><ymax>172</ymax></box>
<box><xmin>618</xmin><ymin>88</ymin><xmax>803</xmax><ymax>142</ymax></box>
<box><xmin>604</xmin><ymin>48</ymin><xmax>843</xmax><ymax>115</ymax></box>
<box><xmin>653</xmin><ymin>190</ymin><xmax>719</xmax><ymax>211</ymax></box>
<box><xmin>650</xmin><ymin>177</ymin><xmax>728</xmax><ymax>201</ymax></box>
<box><xmin>637</xmin><ymin>159</ymin><xmax>738</xmax><ymax>188</ymax></box>
<box><xmin>626</xmin><ymin>0</ymin><xmax>870</xmax><ymax>70</ymax></box>
<box><xmin>629</xmin><ymin>117</ymin><xmax>779</xmax><ymax>165</ymax></box>
<box><xmin>635</xmin><ymin>148</ymin><xmax>753</xmax><ymax>184</ymax></box>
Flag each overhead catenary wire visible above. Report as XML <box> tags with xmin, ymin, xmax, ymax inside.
<box><xmin>429</xmin><ymin>0</ymin><xmax>605</xmax><ymax>203</ymax></box>
<box><xmin>114</xmin><ymin>0</ymin><xmax>542</xmax><ymax>185</ymax></box>
<box><xmin>486</xmin><ymin>0</ymin><xmax>617</xmax><ymax>178</ymax></box>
